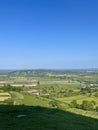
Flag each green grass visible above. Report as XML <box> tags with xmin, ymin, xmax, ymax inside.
<box><xmin>8</xmin><ymin>91</ymin><xmax>51</xmax><ymax>107</ymax></box>
<box><xmin>57</xmin><ymin>95</ymin><xmax>98</xmax><ymax>105</ymax></box>
<box><xmin>57</xmin><ymin>95</ymin><xmax>87</xmax><ymax>103</ymax></box>
<box><xmin>1</xmin><ymin>77</ymin><xmax>98</xmax><ymax>130</ymax></box>
<box><xmin>67</xmin><ymin>108</ymin><xmax>98</xmax><ymax>119</ymax></box>
<box><xmin>0</xmin><ymin>105</ymin><xmax>98</xmax><ymax>130</ymax></box>
<box><xmin>38</xmin><ymin>83</ymin><xmax>79</xmax><ymax>89</ymax></box>
<box><xmin>22</xmin><ymin>93</ymin><xmax>51</xmax><ymax>107</ymax></box>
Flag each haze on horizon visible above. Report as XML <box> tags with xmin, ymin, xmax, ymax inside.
<box><xmin>0</xmin><ymin>0</ymin><xmax>98</xmax><ymax>70</ymax></box>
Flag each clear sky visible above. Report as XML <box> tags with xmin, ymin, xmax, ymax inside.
<box><xmin>0</xmin><ymin>0</ymin><xmax>98</xmax><ymax>69</ymax></box>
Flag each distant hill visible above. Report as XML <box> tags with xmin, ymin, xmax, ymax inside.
<box><xmin>0</xmin><ymin>70</ymin><xmax>13</xmax><ymax>75</ymax></box>
<box><xmin>8</xmin><ymin>69</ymin><xmax>98</xmax><ymax>77</ymax></box>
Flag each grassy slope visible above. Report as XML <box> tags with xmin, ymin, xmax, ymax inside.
<box><xmin>57</xmin><ymin>95</ymin><xmax>98</xmax><ymax>104</ymax></box>
<box><xmin>10</xmin><ymin>91</ymin><xmax>51</xmax><ymax>107</ymax></box>
<box><xmin>22</xmin><ymin>93</ymin><xmax>50</xmax><ymax>107</ymax></box>
<box><xmin>67</xmin><ymin>108</ymin><xmax>98</xmax><ymax>119</ymax></box>
<box><xmin>0</xmin><ymin>105</ymin><xmax>98</xmax><ymax>130</ymax></box>
<box><xmin>1</xmin><ymin>90</ymin><xmax>98</xmax><ymax>129</ymax></box>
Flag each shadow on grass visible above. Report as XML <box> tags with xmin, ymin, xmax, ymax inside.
<box><xmin>0</xmin><ymin>105</ymin><xmax>98</xmax><ymax>130</ymax></box>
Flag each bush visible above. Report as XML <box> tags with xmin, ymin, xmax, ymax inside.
<box><xmin>2</xmin><ymin>84</ymin><xmax>23</xmax><ymax>92</ymax></box>
<box><xmin>91</xmin><ymin>100</ymin><xmax>96</xmax><ymax>105</ymax></box>
<box><xmin>96</xmin><ymin>106</ymin><xmax>98</xmax><ymax>112</ymax></box>
<box><xmin>70</xmin><ymin>100</ymin><xmax>78</xmax><ymax>108</ymax></box>
<box><xmin>94</xmin><ymin>93</ymin><xmax>98</xmax><ymax>97</ymax></box>
<box><xmin>76</xmin><ymin>104</ymin><xmax>81</xmax><ymax>109</ymax></box>
<box><xmin>49</xmin><ymin>101</ymin><xmax>58</xmax><ymax>108</ymax></box>
<box><xmin>3</xmin><ymin>84</ymin><xmax>13</xmax><ymax>92</ymax></box>
<box><xmin>81</xmin><ymin>100</ymin><xmax>94</xmax><ymax>111</ymax></box>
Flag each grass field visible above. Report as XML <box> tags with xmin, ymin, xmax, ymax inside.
<box><xmin>22</xmin><ymin>93</ymin><xmax>51</xmax><ymax>107</ymax></box>
<box><xmin>9</xmin><ymin>91</ymin><xmax>51</xmax><ymax>107</ymax></box>
<box><xmin>1</xmin><ymin>69</ymin><xmax>98</xmax><ymax>129</ymax></box>
<box><xmin>66</xmin><ymin>108</ymin><xmax>98</xmax><ymax>119</ymax></box>
<box><xmin>0</xmin><ymin>105</ymin><xmax>98</xmax><ymax>130</ymax></box>
<box><xmin>57</xmin><ymin>95</ymin><xmax>98</xmax><ymax>105</ymax></box>
<box><xmin>0</xmin><ymin>92</ymin><xmax>11</xmax><ymax>101</ymax></box>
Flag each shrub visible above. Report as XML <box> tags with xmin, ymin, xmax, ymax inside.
<box><xmin>91</xmin><ymin>100</ymin><xmax>96</xmax><ymax>105</ymax></box>
<box><xmin>96</xmin><ymin>106</ymin><xmax>98</xmax><ymax>112</ymax></box>
<box><xmin>81</xmin><ymin>100</ymin><xmax>94</xmax><ymax>111</ymax></box>
<box><xmin>49</xmin><ymin>101</ymin><xmax>58</xmax><ymax>108</ymax></box>
<box><xmin>70</xmin><ymin>100</ymin><xmax>78</xmax><ymax>108</ymax></box>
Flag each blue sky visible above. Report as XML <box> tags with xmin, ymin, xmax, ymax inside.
<box><xmin>0</xmin><ymin>0</ymin><xmax>98</xmax><ymax>69</ymax></box>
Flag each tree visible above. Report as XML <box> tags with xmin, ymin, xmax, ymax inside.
<box><xmin>3</xmin><ymin>84</ymin><xmax>13</xmax><ymax>92</ymax></box>
<box><xmin>37</xmin><ymin>81</ymin><xmax>40</xmax><ymax>86</ymax></box>
<box><xmin>49</xmin><ymin>101</ymin><xmax>58</xmax><ymax>108</ymax></box>
<box><xmin>91</xmin><ymin>100</ymin><xmax>96</xmax><ymax>105</ymax></box>
<box><xmin>96</xmin><ymin>106</ymin><xmax>98</xmax><ymax>112</ymax></box>
<box><xmin>94</xmin><ymin>93</ymin><xmax>98</xmax><ymax>97</ymax></box>
<box><xmin>70</xmin><ymin>100</ymin><xmax>78</xmax><ymax>108</ymax></box>
<box><xmin>81</xmin><ymin>100</ymin><xmax>94</xmax><ymax>111</ymax></box>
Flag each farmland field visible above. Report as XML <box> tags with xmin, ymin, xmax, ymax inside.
<box><xmin>0</xmin><ymin>92</ymin><xmax>11</xmax><ymax>101</ymax></box>
<box><xmin>0</xmin><ymin>69</ymin><xmax>98</xmax><ymax>129</ymax></box>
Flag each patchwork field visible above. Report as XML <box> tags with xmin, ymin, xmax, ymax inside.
<box><xmin>0</xmin><ymin>69</ymin><xmax>98</xmax><ymax>129</ymax></box>
<box><xmin>0</xmin><ymin>92</ymin><xmax>11</xmax><ymax>101</ymax></box>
